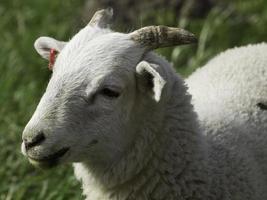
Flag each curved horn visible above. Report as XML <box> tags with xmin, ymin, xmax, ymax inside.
<box><xmin>88</xmin><ymin>8</ymin><xmax>113</xmax><ymax>28</ymax></box>
<box><xmin>130</xmin><ymin>25</ymin><xmax>197</xmax><ymax>50</ymax></box>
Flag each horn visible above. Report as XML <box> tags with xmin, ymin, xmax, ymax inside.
<box><xmin>88</xmin><ymin>8</ymin><xmax>113</xmax><ymax>28</ymax></box>
<box><xmin>130</xmin><ymin>25</ymin><xmax>197</xmax><ymax>50</ymax></box>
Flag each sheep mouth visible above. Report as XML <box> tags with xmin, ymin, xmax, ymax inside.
<box><xmin>28</xmin><ymin>147</ymin><xmax>70</xmax><ymax>168</ymax></box>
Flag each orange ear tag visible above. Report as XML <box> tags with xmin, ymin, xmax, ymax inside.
<box><xmin>48</xmin><ymin>49</ymin><xmax>57</xmax><ymax>71</ymax></box>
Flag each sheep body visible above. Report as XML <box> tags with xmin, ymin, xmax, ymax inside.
<box><xmin>186</xmin><ymin>43</ymin><xmax>267</xmax><ymax>187</ymax></box>
<box><xmin>187</xmin><ymin>43</ymin><xmax>267</xmax><ymax>134</ymax></box>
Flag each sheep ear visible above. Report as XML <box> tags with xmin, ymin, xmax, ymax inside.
<box><xmin>136</xmin><ymin>61</ymin><xmax>166</xmax><ymax>102</ymax></box>
<box><xmin>34</xmin><ymin>36</ymin><xmax>66</xmax><ymax>60</ymax></box>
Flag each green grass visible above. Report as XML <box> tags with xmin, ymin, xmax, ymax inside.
<box><xmin>0</xmin><ymin>0</ymin><xmax>267</xmax><ymax>199</ymax></box>
<box><xmin>0</xmin><ymin>0</ymin><xmax>84</xmax><ymax>199</ymax></box>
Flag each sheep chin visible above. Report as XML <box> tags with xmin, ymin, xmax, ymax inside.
<box><xmin>28</xmin><ymin>158</ymin><xmax>59</xmax><ymax>169</ymax></box>
<box><xmin>28</xmin><ymin>147</ymin><xmax>70</xmax><ymax>169</ymax></box>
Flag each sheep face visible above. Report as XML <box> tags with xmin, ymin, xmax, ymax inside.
<box><xmin>21</xmin><ymin>29</ymin><xmax>172</xmax><ymax>170</ymax></box>
<box><xmin>22</xmin><ymin>36</ymin><xmax>131</xmax><ymax>168</ymax></box>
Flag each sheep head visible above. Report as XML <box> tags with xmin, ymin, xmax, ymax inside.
<box><xmin>21</xmin><ymin>9</ymin><xmax>197</xmax><ymax>169</ymax></box>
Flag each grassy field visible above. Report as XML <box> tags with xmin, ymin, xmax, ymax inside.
<box><xmin>0</xmin><ymin>0</ymin><xmax>267</xmax><ymax>199</ymax></box>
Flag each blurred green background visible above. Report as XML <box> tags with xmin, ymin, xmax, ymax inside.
<box><xmin>0</xmin><ymin>0</ymin><xmax>266</xmax><ymax>199</ymax></box>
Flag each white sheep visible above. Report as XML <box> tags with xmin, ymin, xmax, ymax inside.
<box><xmin>21</xmin><ymin>9</ymin><xmax>267</xmax><ymax>200</ymax></box>
<box><xmin>186</xmin><ymin>43</ymin><xmax>267</xmax><ymax>184</ymax></box>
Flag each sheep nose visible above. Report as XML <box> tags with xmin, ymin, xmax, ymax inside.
<box><xmin>23</xmin><ymin>131</ymin><xmax>45</xmax><ymax>150</ymax></box>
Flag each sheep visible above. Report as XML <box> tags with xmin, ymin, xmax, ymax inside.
<box><xmin>21</xmin><ymin>9</ymin><xmax>267</xmax><ymax>200</ymax></box>
<box><xmin>186</xmin><ymin>43</ymin><xmax>267</xmax><ymax>184</ymax></box>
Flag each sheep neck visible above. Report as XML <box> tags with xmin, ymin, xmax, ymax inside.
<box><xmin>76</xmin><ymin>77</ymin><xmax>208</xmax><ymax>199</ymax></box>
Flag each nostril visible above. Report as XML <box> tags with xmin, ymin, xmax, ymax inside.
<box><xmin>24</xmin><ymin>131</ymin><xmax>46</xmax><ymax>150</ymax></box>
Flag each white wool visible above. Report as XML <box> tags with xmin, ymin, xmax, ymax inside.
<box><xmin>22</xmin><ymin>14</ymin><xmax>267</xmax><ymax>199</ymax></box>
<box><xmin>186</xmin><ymin>43</ymin><xmax>267</xmax><ymax>189</ymax></box>
<box><xmin>187</xmin><ymin>43</ymin><xmax>267</xmax><ymax>132</ymax></box>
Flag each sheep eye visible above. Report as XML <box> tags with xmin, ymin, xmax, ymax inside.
<box><xmin>257</xmin><ymin>102</ymin><xmax>267</xmax><ymax>110</ymax></box>
<box><xmin>100</xmin><ymin>88</ymin><xmax>120</xmax><ymax>98</ymax></box>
